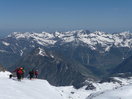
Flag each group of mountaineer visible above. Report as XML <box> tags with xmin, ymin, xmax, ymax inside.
<box><xmin>10</xmin><ymin>67</ymin><xmax>38</xmax><ymax>81</ymax></box>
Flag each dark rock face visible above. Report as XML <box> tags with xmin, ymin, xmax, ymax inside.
<box><xmin>99</xmin><ymin>77</ymin><xmax>122</xmax><ymax>84</ymax></box>
<box><xmin>112</xmin><ymin>55</ymin><xmax>132</xmax><ymax>77</ymax></box>
<box><xmin>85</xmin><ymin>83</ymin><xmax>96</xmax><ymax>90</ymax></box>
<box><xmin>50</xmin><ymin>45</ymin><xmax>132</xmax><ymax>78</ymax></box>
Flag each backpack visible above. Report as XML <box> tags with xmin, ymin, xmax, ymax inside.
<box><xmin>35</xmin><ymin>71</ymin><xmax>38</xmax><ymax>75</ymax></box>
<box><xmin>17</xmin><ymin>69</ymin><xmax>23</xmax><ymax>74</ymax></box>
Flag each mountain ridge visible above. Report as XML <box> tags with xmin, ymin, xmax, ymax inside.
<box><xmin>10</xmin><ymin>47</ymin><xmax>97</xmax><ymax>89</ymax></box>
<box><xmin>1</xmin><ymin>30</ymin><xmax>132</xmax><ymax>55</ymax></box>
<box><xmin>0</xmin><ymin>30</ymin><xmax>132</xmax><ymax>88</ymax></box>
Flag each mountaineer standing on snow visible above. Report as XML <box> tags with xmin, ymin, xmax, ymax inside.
<box><xmin>21</xmin><ymin>67</ymin><xmax>25</xmax><ymax>79</ymax></box>
<box><xmin>14</xmin><ymin>67</ymin><xmax>23</xmax><ymax>81</ymax></box>
<box><xmin>29</xmin><ymin>70</ymin><xmax>34</xmax><ymax>79</ymax></box>
<box><xmin>34</xmin><ymin>70</ymin><xmax>38</xmax><ymax>78</ymax></box>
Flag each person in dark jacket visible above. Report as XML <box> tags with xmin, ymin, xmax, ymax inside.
<box><xmin>29</xmin><ymin>70</ymin><xmax>34</xmax><ymax>80</ymax></box>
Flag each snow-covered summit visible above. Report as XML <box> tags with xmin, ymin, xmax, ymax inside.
<box><xmin>8</xmin><ymin>32</ymin><xmax>56</xmax><ymax>46</ymax></box>
<box><xmin>5</xmin><ymin>30</ymin><xmax>132</xmax><ymax>51</ymax></box>
<box><xmin>36</xmin><ymin>47</ymin><xmax>54</xmax><ymax>58</ymax></box>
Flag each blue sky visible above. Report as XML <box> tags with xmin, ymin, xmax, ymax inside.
<box><xmin>0</xmin><ymin>0</ymin><xmax>132</xmax><ymax>34</ymax></box>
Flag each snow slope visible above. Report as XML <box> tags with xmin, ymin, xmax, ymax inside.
<box><xmin>87</xmin><ymin>77</ymin><xmax>132</xmax><ymax>99</ymax></box>
<box><xmin>0</xmin><ymin>71</ymin><xmax>93</xmax><ymax>99</ymax></box>
<box><xmin>0</xmin><ymin>72</ymin><xmax>66</xmax><ymax>99</ymax></box>
<box><xmin>87</xmin><ymin>84</ymin><xmax>132</xmax><ymax>99</ymax></box>
<box><xmin>1</xmin><ymin>71</ymin><xmax>132</xmax><ymax>99</ymax></box>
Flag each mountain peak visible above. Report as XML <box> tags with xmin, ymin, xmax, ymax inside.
<box><xmin>3</xmin><ymin>30</ymin><xmax>132</xmax><ymax>53</ymax></box>
<box><xmin>93</xmin><ymin>31</ymin><xmax>107</xmax><ymax>35</ymax></box>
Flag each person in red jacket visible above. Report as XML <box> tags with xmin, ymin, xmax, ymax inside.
<box><xmin>34</xmin><ymin>70</ymin><xmax>38</xmax><ymax>78</ymax></box>
<box><xmin>14</xmin><ymin>67</ymin><xmax>23</xmax><ymax>81</ymax></box>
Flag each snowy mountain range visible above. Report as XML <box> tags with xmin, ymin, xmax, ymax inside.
<box><xmin>2</xmin><ymin>30</ymin><xmax>132</xmax><ymax>55</ymax></box>
<box><xmin>0</xmin><ymin>30</ymin><xmax>132</xmax><ymax>99</ymax></box>
<box><xmin>0</xmin><ymin>30</ymin><xmax>131</xmax><ymax>67</ymax></box>
<box><xmin>0</xmin><ymin>30</ymin><xmax>132</xmax><ymax>90</ymax></box>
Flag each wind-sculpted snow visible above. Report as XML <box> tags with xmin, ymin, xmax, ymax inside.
<box><xmin>87</xmin><ymin>84</ymin><xmax>132</xmax><ymax>99</ymax></box>
<box><xmin>87</xmin><ymin>77</ymin><xmax>132</xmax><ymax>99</ymax></box>
<box><xmin>5</xmin><ymin>30</ymin><xmax>132</xmax><ymax>52</ymax></box>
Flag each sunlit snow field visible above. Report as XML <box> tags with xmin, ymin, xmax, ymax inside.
<box><xmin>0</xmin><ymin>71</ymin><xmax>132</xmax><ymax>99</ymax></box>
